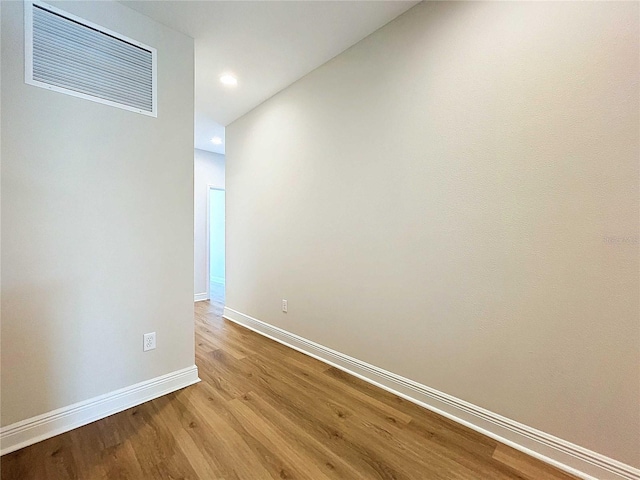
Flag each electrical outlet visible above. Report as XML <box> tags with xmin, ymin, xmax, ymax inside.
<box><xmin>143</xmin><ymin>332</ymin><xmax>156</xmax><ymax>351</ymax></box>
<box><xmin>282</xmin><ymin>299</ymin><xmax>288</xmax><ymax>313</ymax></box>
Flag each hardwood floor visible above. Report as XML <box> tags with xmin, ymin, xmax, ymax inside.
<box><xmin>1</xmin><ymin>301</ymin><xmax>579</xmax><ymax>480</ymax></box>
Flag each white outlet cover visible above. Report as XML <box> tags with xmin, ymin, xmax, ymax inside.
<box><xmin>143</xmin><ymin>332</ymin><xmax>156</xmax><ymax>352</ymax></box>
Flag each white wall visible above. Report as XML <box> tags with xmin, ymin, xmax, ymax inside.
<box><xmin>194</xmin><ymin>148</ymin><xmax>225</xmax><ymax>299</ymax></box>
<box><xmin>227</xmin><ymin>1</ymin><xmax>639</xmax><ymax>469</ymax></box>
<box><xmin>1</xmin><ymin>1</ymin><xmax>195</xmax><ymax>426</ymax></box>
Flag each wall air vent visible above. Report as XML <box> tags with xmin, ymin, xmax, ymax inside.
<box><xmin>25</xmin><ymin>1</ymin><xmax>157</xmax><ymax>117</ymax></box>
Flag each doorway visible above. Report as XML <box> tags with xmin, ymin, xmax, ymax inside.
<box><xmin>208</xmin><ymin>187</ymin><xmax>225</xmax><ymax>312</ymax></box>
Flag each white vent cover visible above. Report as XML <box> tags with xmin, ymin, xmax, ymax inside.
<box><xmin>25</xmin><ymin>1</ymin><xmax>157</xmax><ymax>116</ymax></box>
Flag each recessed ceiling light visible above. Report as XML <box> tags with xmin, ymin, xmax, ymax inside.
<box><xmin>219</xmin><ymin>73</ymin><xmax>237</xmax><ymax>87</ymax></box>
<box><xmin>211</xmin><ymin>136</ymin><xmax>223</xmax><ymax>145</ymax></box>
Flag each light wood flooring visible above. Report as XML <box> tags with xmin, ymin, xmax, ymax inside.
<box><xmin>1</xmin><ymin>301</ymin><xmax>579</xmax><ymax>479</ymax></box>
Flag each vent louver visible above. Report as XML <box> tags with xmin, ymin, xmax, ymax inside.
<box><xmin>25</xmin><ymin>1</ymin><xmax>157</xmax><ymax>116</ymax></box>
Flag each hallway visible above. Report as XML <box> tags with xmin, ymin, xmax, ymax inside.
<box><xmin>1</xmin><ymin>301</ymin><xmax>577</xmax><ymax>480</ymax></box>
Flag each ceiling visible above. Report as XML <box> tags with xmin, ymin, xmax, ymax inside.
<box><xmin>121</xmin><ymin>1</ymin><xmax>419</xmax><ymax>154</ymax></box>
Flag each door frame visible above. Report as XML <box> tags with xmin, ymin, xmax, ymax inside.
<box><xmin>206</xmin><ymin>185</ymin><xmax>226</xmax><ymax>300</ymax></box>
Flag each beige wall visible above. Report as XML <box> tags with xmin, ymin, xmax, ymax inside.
<box><xmin>194</xmin><ymin>148</ymin><xmax>225</xmax><ymax>298</ymax></box>
<box><xmin>1</xmin><ymin>1</ymin><xmax>195</xmax><ymax>426</ymax></box>
<box><xmin>227</xmin><ymin>1</ymin><xmax>639</xmax><ymax>467</ymax></box>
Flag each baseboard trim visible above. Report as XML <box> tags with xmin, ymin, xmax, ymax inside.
<box><xmin>0</xmin><ymin>365</ymin><xmax>200</xmax><ymax>456</ymax></box>
<box><xmin>194</xmin><ymin>292</ymin><xmax>209</xmax><ymax>302</ymax></box>
<box><xmin>223</xmin><ymin>307</ymin><xmax>639</xmax><ymax>480</ymax></box>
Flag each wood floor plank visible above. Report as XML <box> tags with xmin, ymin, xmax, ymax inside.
<box><xmin>0</xmin><ymin>300</ymin><xmax>580</xmax><ymax>480</ymax></box>
<box><xmin>244</xmin><ymin>352</ymin><xmax>414</xmax><ymax>425</ymax></box>
<box><xmin>321</xmin><ymin>366</ymin><xmax>524</xmax><ymax>478</ymax></box>
<box><xmin>235</xmin><ymin>390</ymin><xmax>373</xmax><ymax>480</ymax></box>
<box><xmin>492</xmin><ymin>443</ymin><xmax>577</xmax><ymax>480</ymax></box>
<box><xmin>173</xmin><ymin>383</ymin><xmax>277</xmax><ymax>479</ymax></box>
<box><xmin>150</xmin><ymin>394</ymin><xmax>223</xmax><ymax>479</ymax></box>
<box><xmin>228</xmin><ymin>395</ymin><xmax>335</xmax><ymax>480</ymax></box>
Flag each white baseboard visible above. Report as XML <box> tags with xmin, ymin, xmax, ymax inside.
<box><xmin>223</xmin><ymin>307</ymin><xmax>639</xmax><ymax>480</ymax></box>
<box><xmin>194</xmin><ymin>292</ymin><xmax>209</xmax><ymax>302</ymax></box>
<box><xmin>0</xmin><ymin>365</ymin><xmax>200</xmax><ymax>456</ymax></box>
